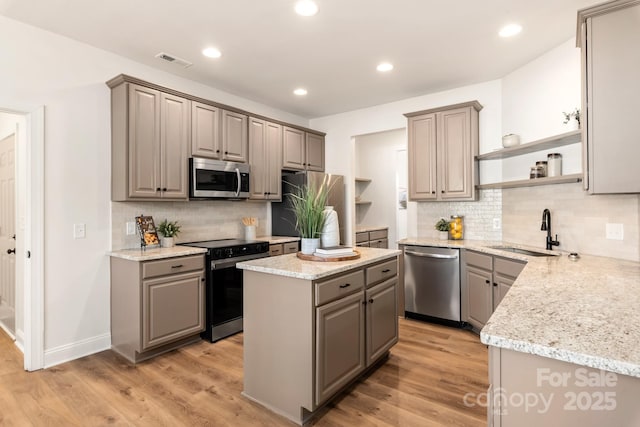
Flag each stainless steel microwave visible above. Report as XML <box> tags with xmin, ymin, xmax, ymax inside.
<box><xmin>189</xmin><ymin>157</ymin><xmax>250</xmax><ymax>199</ymax></box>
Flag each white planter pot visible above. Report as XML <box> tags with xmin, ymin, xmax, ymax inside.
<box><xmin>162</xmin><ymin>237</ymin><xmax>175</xmax><ymax>248</ymax></box>
<box><xmin>300</xmin><ymin>238</ymin><xmax>320</xmax><ymax>255</ymax></box>
<box><xmin>439</xmin><ymin>231</ymin><xmax>449</xmax><ymax>240</ymax></box>
<box><xmin>567</xmin><ymin>118</ymin><xmax>580</xmax><ymax>131</ymax></box>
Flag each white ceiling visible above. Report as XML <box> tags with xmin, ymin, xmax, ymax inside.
<box><xmin>0</xmin><ymin>0</ymin><xmax>602</xmax><ymax>119</ymax></box>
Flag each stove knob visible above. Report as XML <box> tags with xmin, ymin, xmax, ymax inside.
<box><xmin>226</xmin><ymin>248</ymin><xmax>234</xmax><ymax>257</ymax></box>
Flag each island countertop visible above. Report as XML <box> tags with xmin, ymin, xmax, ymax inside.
<box><xmin>398</xmin><ymin>237</ymin><xmax>640</xmax><ymax>378</ymax></box>
<box><xmin>237</xmin><ymin>247</ymin><xmax>401</xmax><ymax>281</ymax></box>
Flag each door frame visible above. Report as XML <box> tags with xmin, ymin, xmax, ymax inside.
<box><xmin>1</xmin><ymin>105</ymin><xmax>45</xmax><ymax>371</ymax></box>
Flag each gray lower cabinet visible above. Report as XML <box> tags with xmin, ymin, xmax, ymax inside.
<box><xmin>463</xmin><ymin>250</ymin><xmax>525</xmax><ymax>330</ymax></box>
<box><xmin>365</xmin><ymin>277</ymin><xmax>398</xmax><ymax>364</ymax></box>
<box><xmin>269</xmin><ymin>241</ymin><xmax>298</xmax><ymax>256</ymax></box>
<box><xmin>355</xmin><ymin>228</ymin><xmax>389</xmax><ymax>249</ymax></box>
<box><xmin>110</xmin><ymin>254</ymin><xmax>205</xmax><ymax>363</ymax></box>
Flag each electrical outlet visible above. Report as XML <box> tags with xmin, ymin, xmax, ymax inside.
<box><xmin>492</xmin><ymin>218</ymin><xmax>501</xmax><ymax>230</ymax></box>
<box><xmin>126</xmin><ymin>221</ymin><xmax>136</xmax><ymax>235</ymax></box>
<box><xmin>73</xmin><ymin>223</ymin><xmax>86</xmax><ymax>239</ymax></box>
<box><xmin>605</xmin><ymin>223</ymin><xmax>624</xmax><ymax>240</ymax></box>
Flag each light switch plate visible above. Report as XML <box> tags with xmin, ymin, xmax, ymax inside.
<box><xmin>492</xmin><ymin>218</ymin><xmax>501</xmax><ymax>230</ymax></box>
<box><xmin>126</xmin><ymin>221</ymin><xmax>136</xmax><ymax>235</ymax></box>
<box><xmin>73</xmin><ymin>223</ymin><xmax>86</xmax><ymax>239</ymax></box>
<box><xmin>605</xmin><ymin>223</ymin><xmax>624</xmax><ymax>240</ymax></box>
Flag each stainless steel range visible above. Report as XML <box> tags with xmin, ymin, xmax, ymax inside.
<box><xmin>181</xmin><ymin>239</ymin><xmax>269</xmax><ymax>342</ymax></box>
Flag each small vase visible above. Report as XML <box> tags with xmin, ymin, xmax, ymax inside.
<box><xmin>439</xmin><ymin>231</ymin><xmax>449</xmax><ymax>240</ymax></box>
<box><xmin>321</xmin><ymin>206</ymin><xmax>340</xmax><ymax>248</ymax></box>
<box><xmin>300</xmin><ymin>238</ymin><xmax>320</xmax><ymax>255</ymax></box>
<box><xmin>162</xmin><ymin>237</ymin><xmax>175</xmax><ymax>248</ymax></box>
<box><xmin>568</xmin><ymin>118</ymin><xmax>580</xmax><ymax>131</ymax></box>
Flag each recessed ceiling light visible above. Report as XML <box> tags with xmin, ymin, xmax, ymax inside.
<box><xmin>293</xmin><ymin>88</ymin><xmax>308</xmax><ymax>96</ymax></box>
<box><xmin>295</xmin><ymin>0</ymin><xmax>318</xmax><ymax>17</ymax></box>
<box><xmin>499</xmin><ymin>23</ymin><xmax>522</xmax><ymax>38</ymax></box>
<box><xmin>202</xmin><ymin>47</ymin><xmax>222</xmax><ymax>58</ymax></box>
<box><xmin>377</xmin><ymin>62</ymin><xmax>394</xmax><ymax>72</ymax></box>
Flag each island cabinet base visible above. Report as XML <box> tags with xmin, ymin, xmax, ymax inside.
<box><xmin>488</xmin><ymin>347</ymin><xmax>640</xmax><ymax>427</ymax></box>
<box><xmin>242</xmin><ymin>255</ymin><xmax>399</xmax><ymax>425</ymax></box>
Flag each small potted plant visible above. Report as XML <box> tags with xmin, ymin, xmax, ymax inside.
<box><xmin>157</xmin><ymin>219</ymin><xmax>181</xmax><ymax>248</ymax></box>
<box><xmin>435</xmin><ymin>218</ymin><xmax>450</xmax><ymax>240</ymax></box>
<box><xmin>289</xmin><ymin>182</ymin><xmax>329</xmax><ymax>254</ymax></box>
<box><xmin>562</xmin><ymin>108</ymin><xmax>581</xmax><ymax>130</ymax></box>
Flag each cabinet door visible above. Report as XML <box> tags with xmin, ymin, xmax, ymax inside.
<box><xmin>128</xmin><ymin>84</ymin><xmax>161</xmax><ymax>198</ymax></box>
<box><xmin>221</xmin><ymin>110</ymin><xmax>248</xmax><ymax>163</ymax></box>
<box><xmin>366</xmin><ymin>278</ymin><xmax>398</xmax><ymax>365</ymax></box>
<box><xmin>315</xmin><ymin>291</ymin><xmax>365</xmax><ymax>406</ymax></box>
<box><xmin>305</xmin><ymin>132</ymin><xmax>325</xmax><ymax>172</ymax></box>
<box><xmin>408</xmin><ymin>114</ymin><xmax>437</xmax><ymax>200</ymax></box>
<box><xmin>142</xmin><ymin>270</ymin><xmax>205</xmax><ymax>350</ymax></box>
<box><xmin>269</xmin><ymin>243</ymin><xmax>283</xmax><ymax>256</ymax></box>
<box><xmin>191</xmin><ymin>101</ymin><xmax>221</xmax><ymax>159</ymax></box>
<box><xmin>283</xmin><ymin>241</ymin><xmax>299</xmax><ymax>254</ymax></box>
<box><xmin>585</xmin><ymin>3</ymin><xmax>640</xmax><ymax>193</ymax></box>
<box><xmin>438</xmin><ymin>106</ymin><xmax>473</xmax><ymax>200</ymax></box>
<box><xmin>466</xmin><ymin>265</ymin><xmax>493</xmax><ymax>329</ymax></box>
<box><xmin>248</xmin><ymin>117</ymin><xmax>268</xmax><ymax>200</ymax></box>
<box><xmin>282</xmin><ymin>126</ymin><xmax>305</xmax><ymax>170</ymax></box>
<box><xmin>265</xmin><ymin>121</ymin><xmax>283</xmax><ymax>199</ymax></box>
<box><xmin>160</xmin><ymin>93</ymin><xmax>189</xmax><ymax>199</ymax></box>
<box><xmin>492</xmin><ymin>274</ymin><xmax>514</xmax><ymax>311</ymax></box>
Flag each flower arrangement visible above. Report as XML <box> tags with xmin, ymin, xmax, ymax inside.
<box><xmin>157</xmin><ymin>219</ymin><xmax>181</xmax><ymax>238</ymax></box>
<box><xmin>562</xmin><ymin>108</ymin><xmax>581</xmax><ymax>126</ymax></box>
<box><xmin>434</xmin><ymin>218</ymin><xmax>450</xmax><ymax>232</ymax></box>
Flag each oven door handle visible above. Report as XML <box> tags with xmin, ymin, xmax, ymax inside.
<box><xmin>404</xmin><ymin>250</ymin><xmax>458</xmax><ymax>260</ymax></box>
<box><xmin>235</xmin><ymin>167</ymin><xmax>241</xmax><ymax>197</ymax></box>
<box><xmin>211</xmin><ymin>252</ymin><xmax>269</xmax><ymax>270</ymax></box>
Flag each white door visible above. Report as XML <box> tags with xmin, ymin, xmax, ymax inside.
<box><xmin>0</xmin><ymin>133</ymin><xmax>16</xmax><ymax>334</ymax></box>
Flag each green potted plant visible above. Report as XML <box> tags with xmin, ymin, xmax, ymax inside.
<box><xmin>434</xmin><ymin>218</ymin><xmax>450</xmax><ymax>240</ymax></box>
<box><xmin>289</xmin><ymin>183</ymin><xmax>329</xmax><ymax>254</ymax></box>
<box><xmin>157</xmin><ymin>219</ymin><xmax>181</xmax><ymax>248</ymax></box>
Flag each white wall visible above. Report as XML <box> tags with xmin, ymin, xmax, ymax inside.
<box><xmin>310</xmin><ymin>80</ymin><xmax>503</xmax><ymax>243</ymax></box>
<box><xmin>501</xmin><ymin>38</ymin><xmax>640</xmax><ymax>260</ymax></box>
<box><xmin>0</xmin><ymin>15</ymin><xmax>309</xmax><ymax>366</ymax></box>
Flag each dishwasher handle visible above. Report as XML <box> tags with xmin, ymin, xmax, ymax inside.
<box><xmin>404</xmin><ymin>250</ymin><xmax>458</xmax><ymax>260</ymax></box>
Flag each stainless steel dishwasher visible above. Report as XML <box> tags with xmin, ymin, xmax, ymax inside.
<box><xmin>403</xmin><ymin>245</ymin><xmax>461</xmax><ymax>325</ymax></box>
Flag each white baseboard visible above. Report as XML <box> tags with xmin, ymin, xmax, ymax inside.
<box><xmin>44</xmin><ymin>333</ymin><xmax>111</xmax><ymax>368</ymax></box>
<box><xmin>15</xmin><ymin>328</ymin><xmax>24</xmax><ymax>353</ymax></box>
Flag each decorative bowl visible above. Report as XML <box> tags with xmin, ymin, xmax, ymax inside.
<box><xmin>502</xmin><ymin>134</ymin><xmax>520</xmax><ymax>148</ymax></box>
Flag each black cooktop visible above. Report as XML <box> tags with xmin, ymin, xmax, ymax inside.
<box><xmin>181</xmin><ymin>238</ymin><xmax>269</xmax><ymax>259</ymax></box>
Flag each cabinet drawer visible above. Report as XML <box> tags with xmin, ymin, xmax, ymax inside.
<box><xmin>356</xmin><ymin>242</ymin><xmax>370</xmax><ymax>247</ymax></box>
<box><xmin>283</xmin><ymin>241</ymin><xmax>299</xmax><ymax>254</ymax></box>
<box><xmin>142</xmin><ymin>255</ymin><xmax>204</xmax><ymax>279</ymax></box>
<box><xmin>355</xmin><ymin>232</ymin><xmax>369</xmax><ymax>243</ymax></box>
<box><xmin>366</xmin><ymin>259</ymin><xmax>397</xmax><ymax>287</ymax></box>
<box><xmin>315</xmin><ymin>270</ymin><xmax>365</xmax><ymax>306</ymax></box>
<box><xmin>494</xmin><ymin>257</ymin><xmax>526</xmax><ymax>279</ymax></box>
<box><xmin>369</xmin><ymin>229</ymin><xmax>388</xmax><ymax>240</ymax></box>
<box><xmin>269</xmin><ymin>244</ymin><xmax>284</xmax><ymax>256</ymax></box>
<box><xmin>370</xmin><ymin>239</ymin><xmax>388</xmax><ymax>249</ymax></box>
<box><xmin>465</xmin><ymin>250</ymin><xmax>492</xmax><ymax>271</ymax></box>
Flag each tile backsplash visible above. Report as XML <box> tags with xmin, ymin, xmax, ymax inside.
<box><xmin>111</xmin><ymin>200</ymin><xmax>269</xmax><ymax>250</ymax></box>
<box><xmin>417</xmin><ymin>189</ymin><xmax>503</xmax><ymax>241</ymax></box>
<box><xmin>502</xmin><ymin>183</ymin><xmax>640</xmax><ymax>262</ymax></box>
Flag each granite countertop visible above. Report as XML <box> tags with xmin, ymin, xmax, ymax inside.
<box><xmin>356</xmin><ymin>225</ymin><xmax>389</xmax><ymax>233</ymax></box>
<box><xmin>109</xmin><ymin>245</ymin><xmax>207</xmax><ymax>261</ymax></box>
<box><xmin>398</xmin><ymin>237</ymin><xmax>640</xmax><ymax>378</ymax></box>
<box><xmin>237</xmin><ymin>247</ymin><xmax>401</xmax><ymax>281</ymax></box>
<box><xmin>258</xmin><ymin>235</ymin><xmax>301</xmax><ymax>244</ymax></box>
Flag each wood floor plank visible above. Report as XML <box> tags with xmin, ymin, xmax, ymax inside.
<box><xmin>0</xmin><ymin>318</ymin><xmax>488</xmax><ymax>426</ymax></box>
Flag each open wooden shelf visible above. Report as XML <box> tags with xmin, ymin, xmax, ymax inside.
<box><xmin>476</xmin><ymin>130</ymin><xmax>581</xmax><ymax>161</ymax></box>
<box><xmin>477</xmin><ymin>173</ymin><xmax>583</xmax><ymax>190</ymax></box>
<box><xmin>355</xmin><ymin>200</ymin><xmax>372</xmax><ymax>205</ymax></box>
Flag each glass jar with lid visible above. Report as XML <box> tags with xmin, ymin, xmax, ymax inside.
<box><xmin>530</xmin><ymin>165</ymin><xmax>545</xmax><ymax>179</ymax></box>
<box><xmin>449</xmin><ymin>215</ymin><xmax>464</xmax><ymax>240</ymax></box>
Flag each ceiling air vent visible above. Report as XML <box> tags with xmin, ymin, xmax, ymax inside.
<box><xmin>155</xmin><ymin>52</ymin><xmax>193</xmax><ymax>68</ymax></box>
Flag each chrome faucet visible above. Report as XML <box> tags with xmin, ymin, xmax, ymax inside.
<box><xmin>541</xmin><ymin>209</ymin><xmax>560</xmax><ymax>250</ymax></box>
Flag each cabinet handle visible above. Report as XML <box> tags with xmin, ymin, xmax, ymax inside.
<box><xmin>382</xmin><ymin>269</ymin><xmax>391</xmax><ymax>273</ymax></box>
<box><xmin>339</xmin><ymin>283</ymin><xmax>351</xmax><ymax>289</ymax></box>
<box><xmin>225</xmin><ymin>151</ymin><xmax>228</xmax><ymax>154</ymax></box>
<box><xmin>493</xmin><ymin>282</ymin><xmax>498</xmax><ymax>287</ymax></box>
<box><xmin>162</xmin><ymin>188</ymin><xmax>167</xmax><ymax>192</ymax></box>
<box><xmin>156</xmin><ymin>187</ymin><xmax>161</xmax><ymax>192</ymax></box>
<box><xmin>171</xmin><ymin>264</ymin><xmax>184</xmax><ymax>269</ymax></box>
<box><xmin>441</xmin><ymin>190</ymin><xmax>445</xmax><ymax>194</ymax></box>
<box><xmin>431</xmin><ymin>191</ymin><xmax>435</xmax><ymax>194</ymax></box>
<box><xmin>216</xmin><ymin>149</ymin><xmax>220</xmax><ymax>153</ymax></box>
<box><xmin>485</xmin><ymin>279</ymin><xmax>490</xmax><ymax>284</ymax></box>
<box><xmin>201</xmin><ymin>278</ymin><xmax>205</xmax><ymax>282</ymax></box>
<box><xmin>368</xmin><ymin>298</ymin><xmax>374</xmax><ymax>304</ymax></box>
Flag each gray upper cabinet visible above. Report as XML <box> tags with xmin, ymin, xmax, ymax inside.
<box><xmin>578</xmin><ymin>1</ymin><xmax>640</xmax><ymax>194</ymax></box>
<box><xmin>405</xmin><ymin>101</ymin><xmax>481</xmax><ymax>201</ymax></box>
<box><xmin>221</xmin><ymin>109</ymin><xmax>248</xmax><ymax>163</ymax></box>
<box><xmin>111</xmin><ymin>82</ymin><xmax>189</xmax><ymax>201</ymax></box>
<box><xmin>249</xmin><ymin>117</ymin><xmax>282</xmax><ymax>200</ymax></box>
<box><xmin>191</xmin><ymin>101</ymin><xmax>221</xmax><ymax>159</ymax></box>
<box><xmin>282</xmin><ymin>126</ymin><xmax>325</xmax><ymax>172</ymax></box>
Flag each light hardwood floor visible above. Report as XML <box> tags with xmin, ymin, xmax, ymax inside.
<box><xmin>0</xmin><ymin>319</ymin><xmax>488</xmax><ymax>426</ymax></box>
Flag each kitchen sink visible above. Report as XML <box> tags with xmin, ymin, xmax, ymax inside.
<box><xmin>489</xmin><ymin>246</ymin><xmax>560</xmax><ymax>257</ymax></box>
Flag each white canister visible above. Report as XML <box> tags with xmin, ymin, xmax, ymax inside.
<box><xmin>547</xmin><ymin>153</ymin><xmax>562</xmax><ymax>177</ymax></box>
<box><xmin>244</xmin><ymin>225</ymin><xmax>256</xmax><ymax>241</ymax></box>
<box><xmin>321</xmin><ymin>206</ymin><xmax>340</xmax><ymax>247</ymax></box>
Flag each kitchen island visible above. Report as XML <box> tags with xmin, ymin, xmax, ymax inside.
<box><xmin>399</xmin><ymin>238</ymin><xmax>640</xmax><ymax>425</ymax></box>
<box><xmin>237</xmin><ymin>247</ymin><xmax>400</xmax><ymax>425</ymax></box>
